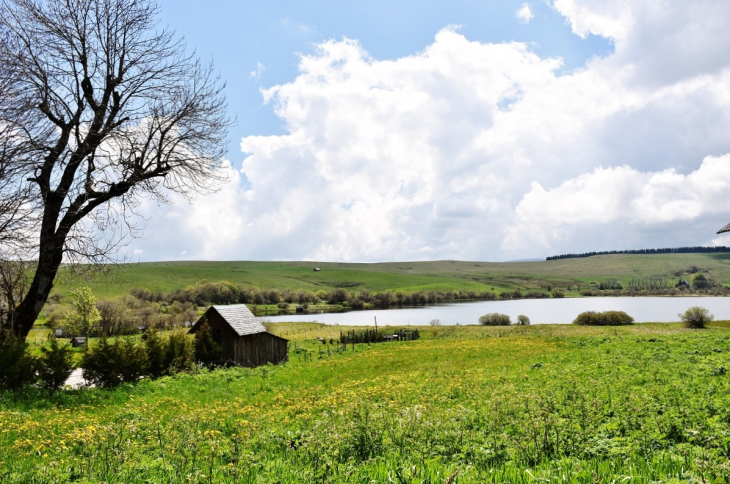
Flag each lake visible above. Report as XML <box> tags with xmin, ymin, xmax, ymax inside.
<box><xmin>260</xmin><ymin>296</ymin><xmax>730</xmax><ymax>326</ymax></box>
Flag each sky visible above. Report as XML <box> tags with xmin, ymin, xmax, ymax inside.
<box><xmin>131</xmin><ymin>0</ymin><xmax>730</xmax><ymax>262</ymax></box>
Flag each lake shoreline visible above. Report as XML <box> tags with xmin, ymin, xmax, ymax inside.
<box><xmin>259</xmin><ymin>296</ymin><xmax>730</xmax><ymax>326</ymax></box>
<box><xmin>254</xmin><ymin>292</ymin><xmax>730</xmax><ymax>317</ymax></box>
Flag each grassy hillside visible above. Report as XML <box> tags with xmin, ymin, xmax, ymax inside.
<box><xmin>3</xmin><ymin>322</ymin><xmax>730</xmax><ymax>482</ymax></box>
<box><xmin>52</xmin><ymin>252</ymin><xmax>730</xmax><ymax>298</ymax></box>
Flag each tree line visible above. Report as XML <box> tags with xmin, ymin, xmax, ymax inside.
<box><xmin>546</xmin><ymin>246</ymin><xmax>730</xmax><ymax>261</ymax></box>
<box><xmin>578</xmin><ymin>273</ymin><xmax>727</xmax><ymax>297</ymax></box>
<box><xmin>126</xmin><ymin>280</ymin><xmax>502</xmax><ymax>310</ymax></box>
<box><xmin>43</xmin><ymin>281</ymin><xmax>507</xmax><ymax>337</ymax></box>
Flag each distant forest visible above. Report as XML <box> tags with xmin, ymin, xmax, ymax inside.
<box><xmin>546</xmin><ymin>246</ymin><xmax>730</xmax><ymax>261</ymax></box>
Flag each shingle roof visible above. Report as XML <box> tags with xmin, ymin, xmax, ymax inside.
<box><xmin>209</xmin><ymin>304</ymin><xmax>267</xmax><ymax>337</ymax></box>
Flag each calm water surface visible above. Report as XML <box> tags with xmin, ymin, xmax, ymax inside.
<box><xmin>261</xmin><ymin>297</ymin><xmax>730</xmax><ymax>326</ymax></box>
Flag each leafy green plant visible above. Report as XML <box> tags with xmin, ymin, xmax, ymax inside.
<box><xmin>63</xmin><ymin>286</ymin><xmax>101</xmax><ymax>338</ymax></box>
<box><xmin>38</xmin><ymin>334</ymin><xmax>74</xmax><ymax>391</ymax></box>
<box><xmin>517</xmin><ymin>314</ymin><xmax>530</xmax><ymax>325</ymax></box>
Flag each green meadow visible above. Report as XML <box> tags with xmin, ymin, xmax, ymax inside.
<box><xmin>3</xmin><ymin>322</ymin><xmax>730</xmax><ymax>482</ymax></box>
<box><xmin>52</xmin><ymin>252</ymin><xmax>730</xmax><ymax>298</ymax></box>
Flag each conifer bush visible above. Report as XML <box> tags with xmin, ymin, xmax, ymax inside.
<box><xmin>165</xmin><ymin>329</ymin><xmax>195</xmax><ymax>373</ymax></box>
<box><xmin>194</xmin><ymin>321</ymin><xmax>223</xmax><ymax>366</ymax></box>
<box><xmin>81</xmin><ymin>337</ymin><xmax>149</xmax><ymax>388</ymax></box>
<box><xmin>143</xmin><ymin>328</ymin><xmax>195</xmax><ymax>377</ymax></box>
<box><xmin>143</xmin><ymin>329</ymin><xmax>168</xmax><ymax>378</ymax></box>
<box><xmin>38</xmin><ymin>335</ymin><xmax>74</xmax><ymax>391</ymax></box>
<box><xmin>0</xmin><ymin>331</ymin><xmax>39</xmax><ymax>390</ymax></box>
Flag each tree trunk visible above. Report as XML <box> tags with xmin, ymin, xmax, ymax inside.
<box><xmin>13</xmin><ymin>219</ymin><xmax>64</xmax><ymax>339</ymax></box>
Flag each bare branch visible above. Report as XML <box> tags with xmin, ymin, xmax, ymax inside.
<box><xmin>0</xmin><ymin>0</ymin><xmax>231</xmax><ymax>337</ymax></box>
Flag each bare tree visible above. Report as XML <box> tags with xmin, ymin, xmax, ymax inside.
<box><xmin>0</xmin><ymin>129</ymin><xmax>37</xmax><ymax>252</ymax></box>
<box><xmin>0</xmin><ymin>0</ymin><xmax>230</xmax><ymax>338</ymax></box>
<box><xmin>0</xmin><ymin>30</ymin><xmax>37</xmax><ymax>253</ymax></box>
<box><xmin>0</xmin><ymin>260</ymin><xmax>32</xmax><ymax>331</ymax></box>
<box><xmin>0</xmin><ymin>18</ymin><xmax>40</xmax><ymax>331</ymax></box>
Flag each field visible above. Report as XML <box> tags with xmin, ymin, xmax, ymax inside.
<box><xmin>51</xmin><ymin>252</ymin><xmax>730</xmax><ymax>298</ymax></box>
<box><xmin>3</xmin><ymin>322</ymin><xmax>730</xmax><ymax>482</ymax></box>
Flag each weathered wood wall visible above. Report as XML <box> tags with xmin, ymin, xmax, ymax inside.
<box><xmin>200</xmin><ymin>310</ymin><xmax>238</xmax><ymax>345</ymax></box>
<box><xmin>228</xmin><ymin>332</ymin><xmax>289</xmax><ymax>368</ymax></box>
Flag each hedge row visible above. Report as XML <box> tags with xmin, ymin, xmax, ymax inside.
<box><xmin>0</xmin><ymin>323</ymin><xmax>224</xmax><ymax>391</ymax></box>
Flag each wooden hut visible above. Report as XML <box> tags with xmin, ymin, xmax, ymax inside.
<box><xmin>70</xmin><ymin>337</ymin><xmax>86</xmax><ymax>347</ymax></box>
<box><xmin>188</xmin><ymin>305</ymin><xmax>288</xmax><ymax>368</ymax></box>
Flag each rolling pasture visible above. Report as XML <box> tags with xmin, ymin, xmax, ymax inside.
<box><xmin>53</xmin><ymin>252</ymin><xmax>730</xmax><ymax>298</ymax></box>
<box><xmin>3</xmin><ymin>322</ymin><xmax>730</xmax><ymax>482</ymax></box>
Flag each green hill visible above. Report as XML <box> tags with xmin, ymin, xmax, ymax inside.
<box><xmin>52</xmin><ymin>252</ymin><xmax>730</xmax><ymax>298</ymax></box>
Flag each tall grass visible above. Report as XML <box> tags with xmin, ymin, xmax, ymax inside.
<box><xmin>2</xmin><ymin>323</ymin><xmax>730</xmax><ymax>482</ymax></box>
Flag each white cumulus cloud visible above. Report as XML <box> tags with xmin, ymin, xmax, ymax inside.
<box><xmin>135</xmin><ymin>0</ymin><xmax>730</xmax><ymax>261</ymax></box>
<box><xmin>505</xmin><ymin>155</ymin><xmax>730</xmax><ymax>251</ymax></box>
<box><xmin>516</xmin><ymin>3</ymin><xmax>534</xmax><ymax>23</ymax></box>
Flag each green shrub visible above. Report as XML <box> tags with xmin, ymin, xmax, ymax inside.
<box><xmin>117</xmin><ymin>338</ymin><xmax>150</xmax><ymax>383</ymax></box>
<box><xmin>143</xmin><ymin>328</ymin><xmax>168</xmax><ymax>378</ymax></box>
<box><xmin>573</xmin><ymin>310</ymin><xmax>634</xmax><ymax>326</ymax></box>
<box><xmin>479</xmin><ymin>313</ymin><xmax>511</xmax><ymax>326</ymax></box>
<box><xmin>517</xmin><ymin>315</ymin><xmax>530</xmax><ymax>325</ymax></box>
<box><xmin>81</xmin><ymin>337</ymin><xmax>149</xmax><ymax>388</ymax></box>
<box><xmin>0</xmin><ymin>331</ymin><xmax>39</xmax><ymax>390</ymax></box>
<box><xmin>679</xmin><ymin>306</ymin><xmax>713</xmax><ymax>328</ymax></box>
<box><xmin>45</xmin><ymin>306</ymin><xmax>70</xmax><ymax>330</ymax></box>
<box><xmin>38</xmin><ymin>335</ymin><xmax>74</xmax><ymax>391</ymax></box>
<box><xmin>194</xmin><ymin>321</ymin><xmax>223</xmax><ymax>367</ymax></box>
<box><xmin>165</xmin><ymin>329</ymin><xmax>195</xmax><ymax>374</ymax></box>
<box><xmin>573</xmin><ymin>311</ymin><xmax>600</xmax><ymax>326</ymax></box>
<box><xmin>552</xmin><ymin>289</ymin><xmax>565</xmax><ymax>298</ymax></box>
<box><xmin>692</xmin><ymin>273</ymin><xmax>710</xmax><ymax>290</ymax></box>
